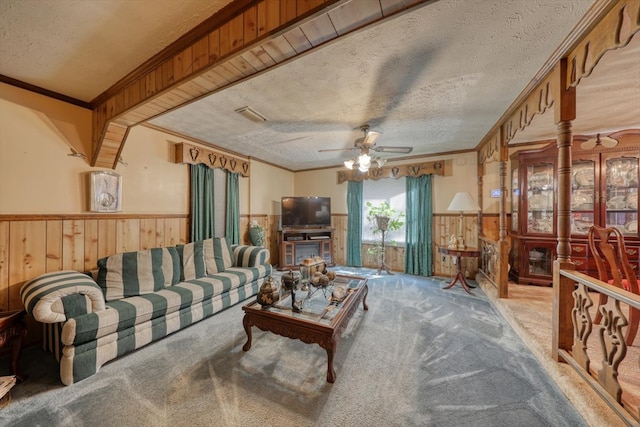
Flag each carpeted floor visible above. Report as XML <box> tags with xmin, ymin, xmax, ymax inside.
<box><xmin>1</xmin><ymin>268</ymin><xmax>589</xmax><ymax>426</ymax></box>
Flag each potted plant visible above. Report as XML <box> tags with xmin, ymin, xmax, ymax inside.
<box><xmin>248</xmin><ymin>220</ymin><xmax>265</xmax><ymax>247</ymax></box>
<box><xmin>365</xmin><ymin>201</ymin><xmax>404</xmax><ymax>274</ymax></box>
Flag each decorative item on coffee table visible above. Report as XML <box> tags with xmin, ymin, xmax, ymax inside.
<box><xmin>300</xmin><ymin>256</ymin><xmax>326</xmax><ymax>279</ymax></box>
<box><xmin>256</xmin><ymin>276</ymin><xmax>279</xmax><ymax>308</ymax></box>
<box><xmin>281</xmin><ymin>270</ymin><xmax>299</xmax><ymax>293</ymax></box>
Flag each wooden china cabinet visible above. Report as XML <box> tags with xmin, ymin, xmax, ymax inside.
<box><xmin>509</xmin><ymin>129</ymin><xmax>639</xmax><ymax>286</ymax></box>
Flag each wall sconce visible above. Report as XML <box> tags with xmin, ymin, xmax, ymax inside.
<box><xmin>67</xmin><ymin>148</ymin><xmax>86</xmax><ymax>159</ymax></box>
<box><xmin>447</xmin><ymin>192</ymin><xmax>480</xmax><ymax>249</ymax></box>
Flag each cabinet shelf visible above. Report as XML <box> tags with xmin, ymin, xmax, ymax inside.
<box><xmin>277</xmin><ymin>228</ymin><xmax>334</xmax><ymax>270</ymax></box>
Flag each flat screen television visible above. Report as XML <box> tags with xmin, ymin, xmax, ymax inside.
<box><xmin>281</xmin><ymin>197</ymin><xmax>331</xmax><ymax>228</ymax></box>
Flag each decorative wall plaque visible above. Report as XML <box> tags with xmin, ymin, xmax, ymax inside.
<box><xmin>90</xmin><ymin>171</ymin><xmax>122</xmax><ymax>212</ymax></box>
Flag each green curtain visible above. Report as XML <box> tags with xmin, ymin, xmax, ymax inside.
<box><xmin>225</xmin><ymin>171</ymin><xmax>240</xmax><ymax>244</ymax></box>
<box><xmin>346</xmin><ymin>180</ymin><xmax>363</xmax><ymax>266</ymax></box>
<box><xmin>405</xmin><ymin>174</ymin><xmax>432</xmax><ymax>275</ymax></box>
<box><xmin>190</xmin><ymin>164</ymin><xmax>214</xmax><ymax>241</ymax></box>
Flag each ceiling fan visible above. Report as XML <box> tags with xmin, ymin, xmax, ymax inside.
<box><xmin>579</xmin><ymin>133</ymin><xmax>618</xmax><ymax>150</ymax></box>
<box><xmin>319</xmin><ymin>125</ymin><xmax>413</xmax><ymax>171</ymax></box>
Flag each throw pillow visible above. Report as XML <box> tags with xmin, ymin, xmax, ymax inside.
<box><xmin>203</xmin><ymin>237</ymin><xmax>234</xmax><ymax>274</ymax></box>
<box><xmin>176</xmin><ymin>240</ymin><xmax>207</xmax><ymax>281</ymax></box>
<box><xmin>165</xmin><ymin>246</ymin><xmax>182</xmax><ymax>285</ymax></box>
<box><xmin>97</xmin><ymin>247</ymin><xmax>175</xmax><ymax>301</ymax></box>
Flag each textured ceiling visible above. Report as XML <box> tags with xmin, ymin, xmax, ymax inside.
<box><xmin>1</xmin><ymin>0</ymin><xmax>638</xmax><ymax>171</ymax></box>
<box><xmin>0</xmin><ymin>0</ymin><xmax>232</xmax><ymax>101</ymax></box>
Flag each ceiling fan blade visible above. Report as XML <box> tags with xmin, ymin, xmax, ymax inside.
<box><xmin>579</xmin><ymin>134</ymin><xmax>619</xmax><ymax>150</ymax></box>
<box><xmin>599</xmin><ymin>136</ymin><xmax>618</xmax><ymax>148</ymax></box>
<box><xmin>373</xmin><ymin>146</ymin><xmax>413</xmax><ymax>154</ymax></box>
<box><xmin>579</xmin><ymin>140</ymin><xmax>597</xmax><ymax>150</ymax></box>
<box><xmin>363</xmin><ymin>130</ymin><xmax>382</xmax><ymax>146</ymax></box>
<box><xmin>318</xmin><ymin>147</ymin><xmax>360</xmax><ymax>152</ymax></box>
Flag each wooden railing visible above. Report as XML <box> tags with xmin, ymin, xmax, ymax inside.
<box><xmin>553</xmin><ymin>266</ymin><xmax>640</xmax><ymax>425</ymax></box>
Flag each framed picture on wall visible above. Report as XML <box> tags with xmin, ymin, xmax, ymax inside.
<box><xmin>90</xmin><ymin>171</ymin><xmax>122</xmax><ymax>212</ymax></box>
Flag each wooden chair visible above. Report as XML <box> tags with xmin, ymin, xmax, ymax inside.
<box><xmin>588</xmin><ymin>225</ymin><xmax>639</xmax><ymax>345</ymax></box>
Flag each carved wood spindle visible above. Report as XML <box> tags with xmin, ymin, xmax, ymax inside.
<box><xmin>597</xmin><ymin>299</ymin><xmax>628</xmax><ymax>403</ymax></box>
<box><xmin>571</xmin><ymin>283</ymin><xmax>593</xmax><ymax>372</ymax></box>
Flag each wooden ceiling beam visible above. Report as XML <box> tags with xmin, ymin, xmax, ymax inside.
<box><xmin>91</xmin><ymin>0</ymin><xmax>433</xmax><ymax>168</ymax></box>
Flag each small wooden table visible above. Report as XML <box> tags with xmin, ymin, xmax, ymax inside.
<box><xmin>439</xmin><ymin>246</ymin><xmax>481</xmax><ymax>295</ymax></box>
<box><xmin>0</xmin><ymin>310</ymin><xmax>27</xmax><ymax>381</ymax></box>
<box><xmin>242</xmin><ymin>275</ymin><xmax>368</xmax><ymax>383</ymax></box>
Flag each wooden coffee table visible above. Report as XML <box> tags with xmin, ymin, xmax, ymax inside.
<box><xmin>242</xmin><ymin>274</ymin><xmax>368</xmax><ymax>383</ymax></box>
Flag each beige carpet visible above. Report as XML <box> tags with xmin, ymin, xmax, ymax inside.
<box><xmin>477</xmin><ymin>277</ymin><xmax>639</xmax><ymax>427</ymax></box>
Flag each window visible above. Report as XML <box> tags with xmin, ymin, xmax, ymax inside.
<box><xmin>362</xmin><ymin>178</ymin><xmax>406</xmax><ymax>245</ymax></box>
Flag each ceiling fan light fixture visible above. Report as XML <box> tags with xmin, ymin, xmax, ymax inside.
<box><xmin>234</xmin><ymin>106</ymin><xmax>268</xmax><ymax>123</ymax></box>
<box><xmin>335</xmin><ymin>124</ymin><xmax>411</xmax><ymax>171</ymax></box>
<box><xmin>358</xmin><ymin>152</ymin><xmax>371</xmax><ymax>167</ymax></box>
<box><xmin>67</xmin><ymin>148</ymin><xmax>86</xmax><ymax>159</ymax></box>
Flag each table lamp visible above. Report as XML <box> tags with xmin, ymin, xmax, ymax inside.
<box><xmin>447</xmin><ymin>192</ymin><xmax>480</xmax><ymax>249</ymax></box>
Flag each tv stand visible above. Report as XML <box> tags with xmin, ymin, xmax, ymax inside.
<box><xmin>277</xmin><ymin>228</ymin><xmax>334</xmax><ymax>270</ymax></box>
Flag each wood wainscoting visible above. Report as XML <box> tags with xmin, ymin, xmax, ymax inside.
<box><xmin>250</xmin><ymin>214</ymin><xmax>348</xmax><ymax>269</ymax></box>
<box><xmin>0</xmin><ymin>214</ymin><xmax>189</xmax><ymax>344</ymax></box>
<box><xmin>313</xmin><ymin>213</ymin><xmax>481</xmax><ymax>276</ymax></box>
<box><xmin>434</xmin><ymin>213</ymin><xmax>480</xmax><ymax>278</ymax></box>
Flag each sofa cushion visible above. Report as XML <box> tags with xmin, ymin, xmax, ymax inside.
<box><xmin>232</xmin><ymin>245</ymin><xmax>271</xmax><ymax>267</ymax></box>
<box><xmin>177</xmin><ymin>241</ymin><xmax>206</xmax><ymax>281</ymax></box>
<box><xmin>61</xmin><ymin>267</ymin><xmax>268</xmax><ymax>346</ymax></box>
<box><xmin>97</xmin><ymin>247</ymin><xmax>180</xmax><ymax>301</ymax></box>
<box><xmin>203</xmin><ymin>237</ymin><xmax>234</xmax><ymax>274</ymax></box>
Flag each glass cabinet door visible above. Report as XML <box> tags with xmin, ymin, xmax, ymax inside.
<box><xmin>511</xmin><ymin>167</ymin><xmax>519</xmax><ymax>232</ymax></box>
<box><xmin>526</xmin><ymin>162</ymin><xmax>554</xmax><ymax>234</ymax></box>
<box><xmin>571</xmin><ymin>160</ymin><xmax>596</xmax><ymax>235</ymax></box>
<box><xmin>526</xmin><ymin>243</ymin><xmax>555</xmax><ymax>278</ymax></box>
<box><xmin>604</xmin><ymin>156</ymin><xmax>638</xmax><ymax>236</ymax></box>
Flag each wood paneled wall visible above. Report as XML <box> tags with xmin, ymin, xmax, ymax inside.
<box><xmin>249</xmin><ymin>213</ymin><xmax>348</xmax><ymax>269</ymax></box>
<box><xmin>433</xmin><ymin>214</ymin><xmax>480</xmax><ymax>277</ymax></box>
<box><xmin>258</xmin><ymin>213</ymin><xmax>479</xmax><ymax>276</ymax></box>
<box><xmin>0</xmin><ymin>215</ymin><xmax>189</xmax><ymax>313</ymax></box>
<box><xmin>3</xmin><ymin>212</ymin><xmax>482</xmax><ymax>311</ymax></box>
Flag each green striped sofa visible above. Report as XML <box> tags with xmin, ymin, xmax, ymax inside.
<box><xmin>20</xmin><ymin>238</ymin><xmax>271</xmax><ymax>385</ymax></box>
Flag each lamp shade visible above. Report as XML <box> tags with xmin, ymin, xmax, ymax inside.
<box><xmin>447</xmin><ymin>192</ymin><xmax>480</xmax><ymax>212</ymax></box>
